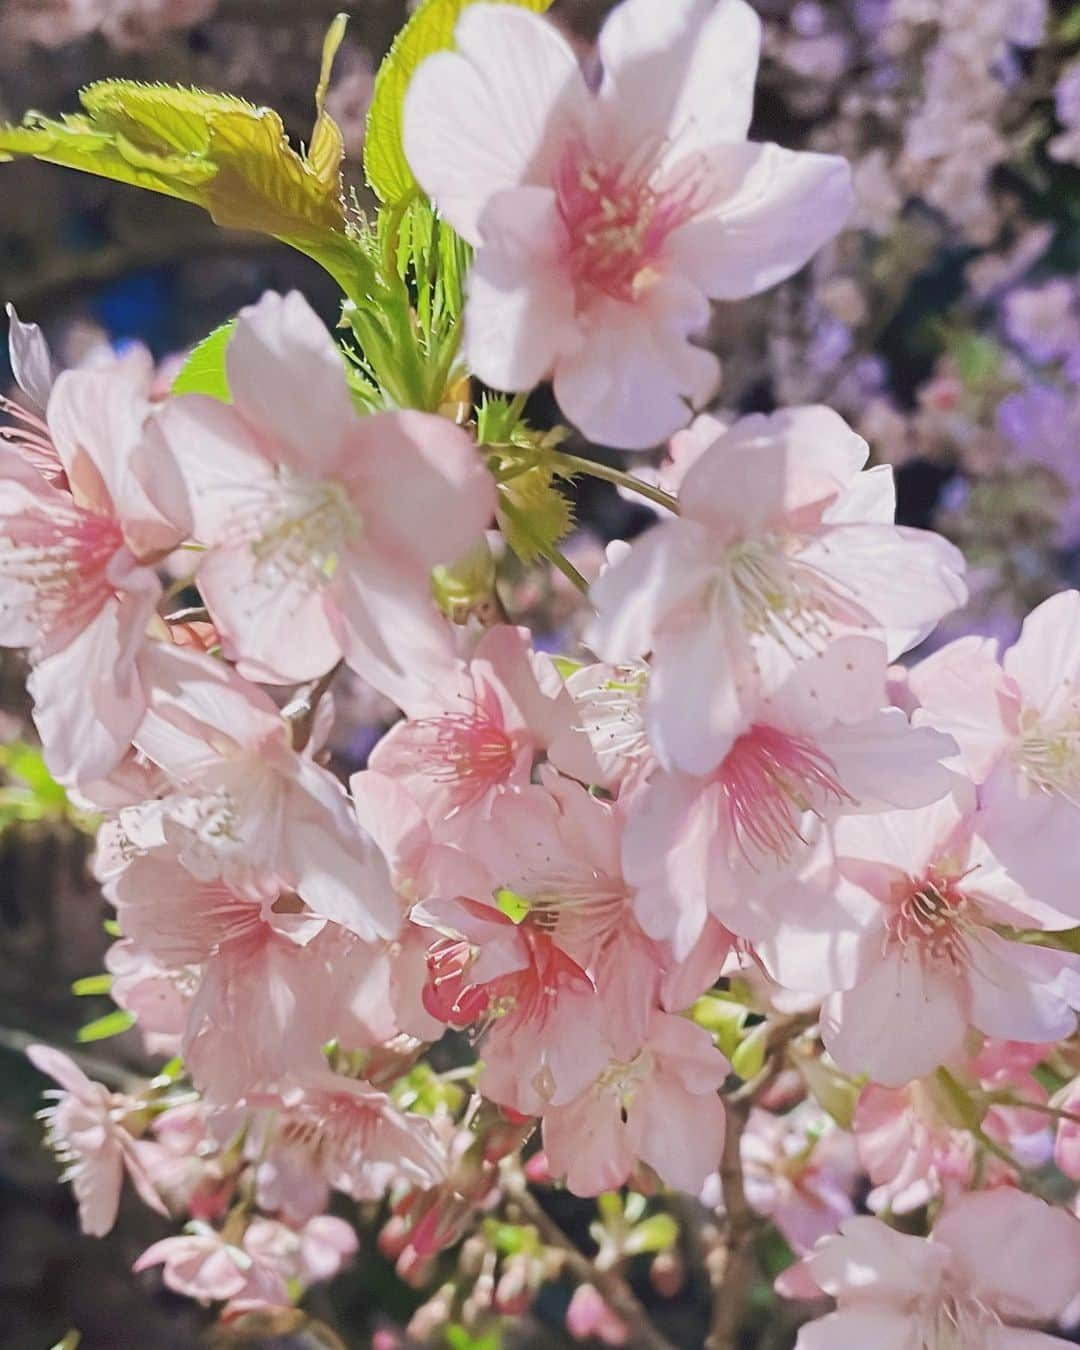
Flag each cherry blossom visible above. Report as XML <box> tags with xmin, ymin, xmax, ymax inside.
<box><xmin>910</xmin><ymin>589</ymin><xmax>1080</xmax><ymax>921</ymax></box>
<box><xmin>158</xmin><ymin>290</ymin><xmax>495</xmax><ymax>696</ymax></box>
<box><xmin>624</xmin><ymin>637</ymin><xmax>957</xmax><ymax>957</ymax></box>
<box><xmin>818</xmin><ymin>788</ymin><xmax>1077</xmax><ymax>1086</ymax></box>
<box><xmin>27</xmin><ymin>1044</ymin><xmax>167</xmax><ymax>1236</ymax></box>
<box><xmin>0</xmin><ymin>348</ymin><xmax>191</xmax><ymax>784</ymax></box>
<box><xmin>541</xmin><ymin>1010</ymin><xmax>729</xmax><ymax>1195</ymax></box>
<box><xmin>403</xmin><ymin>0</ymin><xmax>853</xmax><ymax>448</ymax></box>
<box><xmin>795</xmin><ymin>1190</ymin><xmax>1080</xmax><ymax>1350</ymax></box>
<box><xmin>125</xmin><ymin>644</ymin><xmax>400</xmax><ymax>940</ymax></box>
<box><xmin>588</xmin><ymin>407</ymin><xmax>967</xmax><ymax>773</ymax></box>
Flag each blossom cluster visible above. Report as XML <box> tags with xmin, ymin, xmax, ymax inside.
<box><xmin>4</xmin><ymin>0</ymin><xmax>1080</xmax><ymax>1346</ymax></box>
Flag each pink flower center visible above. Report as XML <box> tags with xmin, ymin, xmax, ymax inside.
<box><xmin>0</xmin><ymin>506</ymin><xmax>124</xmax><ymax>636</ymax></box>
<box><xmin>885</xmin><ymin>870</ymin><xmax>972</xmax><ymax>971</ymax></box>
<box><xmin>555</xmin><ymin>139</ymin><xmax>705</xmax><ymax>304</ymax></box>
<box><xmin>394</xmin><ymin>710</ymin><xmax>517</xmax><ymax>813</ymax></box>
<box><xmin>718</xmin><ymin>724</ymin><xmax>852</xmax><ymax>862</ymax></box>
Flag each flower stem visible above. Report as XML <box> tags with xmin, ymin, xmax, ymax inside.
<box><xmin>548</xmin><ymin>449</ymin><xmax>680</xmax><ymax>515</ymax></box>
<box><xmin>507</xmin><ymin>1177</ymin><xmax>678</xmax><ymax>1350</ymax></box>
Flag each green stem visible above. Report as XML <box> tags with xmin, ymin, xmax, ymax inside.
<box><xmin>548</xmin><ymin>449</ymin><xmax>679</xmax><ymax>515</ymax></box>
<box><xmin>991</xmin><ymin>1096</ymin><xmax>1080</xmax><ymax>1128</ymax></box>
<box><xmin>499</xmin><ymin>498</ymin><xmax>589</xmax><ymax>595</ymax></box>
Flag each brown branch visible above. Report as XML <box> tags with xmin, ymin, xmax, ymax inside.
<box><xmin>507</xmin><ymin>1180</ymin><xmax>678</xmax><ymax>1350</ymax></box>
<box><xmin>705</xmin><ymin>1096</ymin><xmax>755</xmax><ymax>1350</ymax></box>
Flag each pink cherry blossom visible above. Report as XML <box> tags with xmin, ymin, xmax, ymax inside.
<box><xmin>158</xmin><ymin>290</ymin><xmax>495</xmax><ymax>695</ymax></box>
<box><xmin>2</xmin><ymin>304</ymin><xmax>62</xmax><ymax>482</ymax></box>
<box><xmin>819</xmin><ymin>788</ymin><xmax>1077</xmax><ymax>1087</ymax></box>
<box><xmin>403</xmin><ymin>0</ymin><xmax>853</xmax><ymax>448</ymax></box>
<box><xmin>126</xmin><ymin>644</ymin><xmax>400</xmax><ymax>941</ymax></box>
<box><xmin>624</xmin><ymin>637</ymin><xmax>957</xmax><ymax>958</ymax></box>
<box><xmin>796</xmin><ymin>1190</ymin><xmax>1080</xmax><ymax>1350</ymax></box>
<box><xmin>369</xmin><ymin>624</ymin><xmax>597</xmax><ymax>848</ymax></box>
<box><xmin>134</xmin><ymin>1225</ymin><xmax>290</xmax><ymax>1307</ymax></box>
<box><xmin>28</xmin><ymin>1044</ymin><xmax>168</xmax><ymax>1236</ymax></box>
<box><xmin>414</xmin><ymin>893</ymin><xmax>612</xmax><ymax>1116</ymax></box>
<box><xmin>0</xmin><ymin>349</ymin><xmax>191</xmax><ymax>785</ymax></box>
<box><xmin>587</xmin><ymin>407</ymin><xmax>967</xmax><ymax>773</ymax></box>
<box><xmin>910</xmin><ymin>589</ymin><xmax>1080</xmax><ymax>921</ymax></box>
<box><xmin>546</xmin><ymin>659</ymin><xmax>653</xmax><ymax>791</ymax></box>
<box><xmin>541</xmin><ymin>1009</ymin><xmax>728</xmax><ymax>1195</ymax></box>
<box><xmin>739</xmin><ymin>1104</ymin><xmax>857</xmax><ymax>1254</ymax></box>
<box><xmin>255</xmin><ymin>1070</ymin><xmax>447</xmax><ymax>1202</ymax></box>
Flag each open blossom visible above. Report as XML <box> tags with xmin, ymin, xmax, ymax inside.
<box><xmin>403</xmin><ymin>0</ymin><xmax>853</xmax><ymax>448</ymax></box>
<box><xmin>624</xmin><ymin>637</ymin><xmax>957</xmax><ymax>958</ymax></box>
<box><xmin>255</xmin><ymin>1071</ymin><xmax>448</xmax><ymax>1202</ymax></box>
<box><xmin>158</xmin><ymin>290</ymin><xmax>495</xmax><ymax>695</ymax></box>
<box><xmin>853</xmin><ymin>1042</ymin><xmax>1053</xmax><ymax>1214</ymax></box>
<box><xmin>817</xmin><ymin>788</ymin><xmax>1077</xmax><ymax>1087</ymax></box>
<box><xmin>587</xmin><ymin>407</ymin><xmax>967</xmax><ymax>774</ymax></box>
<box><xmin>738</xmin><ymin>1105</ymin><xmax>857</xmax><ymax>1254</ymax></box>
<box><xmin>414</xmin><ymin>893</ymin><xmax>612</xmax><ymax>1117</ymax></box>
<box><xmin>0</xmin><ymin>342</ymin><xmax>191</xmax><ymax>785</ymax></box>
<box><xmin>134</xmin><ymin>1225</ymin><xmax>290</xmax><ymax>1309</ymax></box>
<box><xmin>368</xmin><ymin>624</ymin><xmax>597</xmax><ymax>848</ymax></box>
<box><xmin>795</xmin><ymin>1190</ymin><xmax>1080</xmax><ymax>1350</ymax></box>
<box><xmin>27</xmin><ymin>1044</ymin><xmax>168</xmax><ymax>1236</ymax></box>
<box><xmin>910</xmin><ymin>589</ymin><xmax>1080</xmax><ymax>921</ymax></box>
<box><xmin>541</xmin><ymin>1010</ymin><xmax>728</xmax><ymax>1196</ymax></box>
<box><xmin>125</xmin><ymin>644</ymin><xmax>400</xmax><ymax>941</ymax></box>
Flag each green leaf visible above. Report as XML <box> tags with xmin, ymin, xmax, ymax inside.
<box><xmin>624</xmin><ymin>1213</ymin><xmax>679</xmax><ymax>1256</ymax></box>
<box><xmin>0</xmin><ymin>46</ymin><xmax>366</xmax><ymax>294</ymax></box>
<box><xmin>496</xmin><ymin>465</ymin><xmax>575</xmax><ymax>566</ymax></box>
<box><xmin>731</xmin><ymin>1021</ymin><xmax>769</xmax><ymax>1082</ymax></box>
<box><xmin>1001</xmin><ymin>925</ymin><xmax>1080</xmax><ymax>955</ymax></box>
<box><xmin>71</xmin><ymin>974</ymin><xmax>113</xmax><ymax>997</ymax></box>
<box><xmin>1057</xmin><ymin>4</ymin><xmax>1080</xmax><ymax>42</ymax></box>
<box><xmin>172</xmin><ymin>320</ymin><xmax>235</xmax><ymax>400</ymax></box>
<box><xmin>77</xmin><ymin>1009</ymin><xmax>135</xmax><ymax>1043</ymax></box>
<box><xmin>364</xmin><ymin>0</ymin><xmax>555</xmax><ymax>205</ymax></box>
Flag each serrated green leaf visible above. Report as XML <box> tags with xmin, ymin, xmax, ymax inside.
<box><xmin>77</xmin><ymin>1009</ymin><xmax>135</xmax><ymax>1042</ymax></box>
<box><xmin>364</xmin><ymin>0</ymin><xmax>555</xmax><ymax>205</ymax></box>
<box><xmin>172</xmin><ymin>320</ymin><xmax>235</xmax><ymax>400</ymax></box>
<box><xmin>497</xmin><ymin>465</ymin><xmax>574</xmax><ymax>566</ymax></box>
<box><xmin>0</xmin><ymin>52</ymin><xmax>365</xmax><ymax>294</ymax></box>
<box><xmin>72</xmin><ymin>974</ymin><xmax>113</xmax><ymax>997</ymax></box>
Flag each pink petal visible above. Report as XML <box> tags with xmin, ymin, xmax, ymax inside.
<box><xmin>402</xmin><ymin>4</ymin><xmax>587</xmax><ymax>245</ymax></box>
<box><xmin>465</xmin><ymin>186</ymin><xmax>579</xmax><ymax>391</ymax></box>
<box><xmin>667</xmin><ymin>142</ymin><xmax>853</xmax><ymax>301</ymax></box>
<box><xmin>598</xmin><ymin>0</ymin><xmax>761</xmax><ymax>155</ymax></box>
<box><xmin>553</xmin><ymin>276</ymin><xmax>719</xmax><ymax>449</ymax></box>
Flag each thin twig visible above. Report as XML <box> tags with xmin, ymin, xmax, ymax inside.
<box><xmin>508</xmin><ymin>1180</ymin><xmax>678</xmax><ymax>1350</ymax></box>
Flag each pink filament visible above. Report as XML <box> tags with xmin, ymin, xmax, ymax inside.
<box><xmin>554</xmin><ymin>138</ymin><xmax>705</xmax><ymax>303</ymax></box>
<box><xmin>394</xmin><ymin>711</ymin><xmax>516</xmax><ymax>810</ymax></box>
<box><xmin>719</xmin><ymin>723</ymin><xmax>851</xmax><ymax>862</ymax></box>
